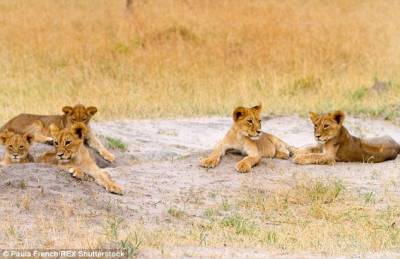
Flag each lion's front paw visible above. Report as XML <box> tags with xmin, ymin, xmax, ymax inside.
<box><xmin>68</xmin><ymin>168</ymin><xmax>85</xmax><ymax>180</ymax></box>
<box><xmin>288</xmin><ymin>146</ymin><xmax>299</xmax><ymax>157</ymax></box>
<box><xmin>200</xmin><ymin>156</ymin><xmax>220</xmax><ymax>168</ymax></box>
<box><xmin>235</xmin><ymin>161</ymin><xmax>252</xmax><ymax>173</ymax></box>
<box><xmin>106</xmin><ymin>183</ymin><xmax>124</xmax><ymax>195</ymax></box>
<box><xmin>101</xmin><ymin>150</ymin><xmax>116</xmax><ymax>162</ymax></box>
<box><xmin>292</xmin><ymin>155</ymin><xmax>308</xmax><ymax>165</ymax></box>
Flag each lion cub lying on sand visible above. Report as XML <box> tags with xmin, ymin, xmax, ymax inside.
<box><xmin>1</xmin><ymin>104</ymin><xmax>115</xmax><ymax>163</ymax></box>
<box><xmin>39</xmin><ymin>123</ymin><xmax>123</xmax><ymax>195</ymax></box>
<box><xmin>0</xmin><ymin>129</ymin><xmax>34</xmax><ymax>165</ymax></box>
<box><xmin>293</xmin><ymin>111</ymin><xmax>400</xmax><ymax>164</ymax></box>
<box><xmin>201</xmin><ymin>105</ymin><xmax>294</xmax><ymax>173</ymax></box>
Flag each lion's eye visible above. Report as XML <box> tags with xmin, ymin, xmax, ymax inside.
<box><xmin>19</xmin><ymin>145</ymin><xmax>24</xmax><ymax>149</ymax></box>
<box><xmin>247</xmin><ymin>119</ymin><xmax>252</xmax><ymax>124</ymax></box>
<box><xmin>54</xmin><ymin>141</ymin><xmax>58</xmax><ymax>146</ymax></box>
<box><xmin>65</xmin><ymin>140</ymin><xmax>72</xmax><ymax>146</ymax></box>
<box><xmin>323</xmin><ymin>124</ymin><xmax>329</xmax><ymax>129</ymax></box>
<box><xmin>8</xmin><ymin>145</ymin><xmax>12</xmax><ymax>149</ymax></box>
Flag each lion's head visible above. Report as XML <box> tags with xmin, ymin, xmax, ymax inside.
<box><xmin>232</xmin><ymin>105</ymin><xmax>262</xmax><ymax>138</ymax></box>
<box><xmin>49</xmin><ymin>122</ymin><xmax>88</xmax><ymax>164</ymax></box>
<box><xmin>309</xmin><ymin>111</ymin><xmax>345</xmax><ymax>143</ymax></box>
<box><xmin>62</xmin><ymin>104</ymin><xmax>97</xmax><ymax>128</ymax></box>
<box><xmin>0</xmin><ymin>129</ymin><xmax>33</xmax><ymax>163</ymax></box>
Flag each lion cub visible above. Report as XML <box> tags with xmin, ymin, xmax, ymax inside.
<box><xmin>0</xmin><ymin>129</ymin><xmax>34</xmax><ymax>165</ymax></box>
<box><xmin>200</xmin><ymin>105</ymin><xmax>294</xmax><ymax>173</ymax></box>
<box><xmin>1</xmin><ymin>104</ymin><xmax>115</xmax><ymax>163</ymax></box>
<box><xmin>39</xmin><ymin>123</ymin><xmax>123</xmax><ymax>195</ymax></box>
<box><xmin>293</xmin><ymin>111</ymin><xmax>400</xmax><ymax>164</ymax></box>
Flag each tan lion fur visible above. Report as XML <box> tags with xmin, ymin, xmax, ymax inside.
<box><xmin>200</xmin><ymin>105</ymin><xmax>295</xmax><ymax>173</ymax></box>
<box><xmin>293</xmin><ymin>111</ymin><xmax>400</xmax><ymax>164</ymax></box>
<box><xmin>0</xmin><ymin>129</ymin><xmax>34</xmax><ymax>165</ymax></box>
<box><xmin>1</xmin><ymin>104</ymin><xmax>115</xmax><ymax>163</ymax></box>
<box><xmin>39</xmin><ymin>123</ymin><xmax>123</xmax><ymax>195</ymax></box>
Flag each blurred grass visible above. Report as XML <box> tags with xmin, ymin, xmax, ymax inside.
<box><xmin>0</xmin><ymin>0</ymin><xmax>400</xmax><ymax>122</ymax></box>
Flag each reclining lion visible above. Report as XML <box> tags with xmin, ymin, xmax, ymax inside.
<box><xmin>1</xmin><ymin>104</ymin><xmax>115</xmax><ymax>165</ymax></box>
<box><xmin>0</xmin><ymin>129</ymin><xmax>34</xmax><ymax>166</ymax></box>
<box><xmin>293</xmin><ymin>110</ymin><xmax>400</xmax><ymax>164</ymax></box>
<box><xmin>200</xmin><ymin>105</ymin><xmax>295</xmax><ymax>173</ymax></box>
<box><xmin>39</xmin><ymin>123</ymin><xmax>123</xmax><ymax>195</ymax></box>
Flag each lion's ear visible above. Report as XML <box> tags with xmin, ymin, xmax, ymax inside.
<box><xmin>72</xmin><ymin>123</ymin><xmax>88</xmax><ymax>139</ymax></box>
<box><xmin>24</xmin><ymin>133</ymin><xmax>34</xmax><ymax>145</ymax></box>
<box><xmin>332</xmin><ymin>110</ymin><xmax>345</xmax><ymax>125</ymax></box>
<box><xmin>251</xmin><ymin>104</ymin><xmax>262</xmax><ymax>115</ymax></box>
<box><xmin>309</xmin><ymin>112</ymin><xmax>318</xmax><ymax>124</ymax></box>
<box><xmin>62</xmin><ymin>106</ymin><xmax>74</xmax><ymax>115</ymax></box>
<box><xmin>49</xmin><ymin>124</ymin><xmax>60</xmax><ymax>138</ymax></box>
<box><xmin>0</xmin><ymin>130</ymin><xmax>11</xmax><ymax>144</ymax></box>
<box><xmin>233</xmin><ymin>107</ymin><xmax>247</xmax><ymax>121</ymax></box>
<box><xmin>87</xmin><ymin>106</ymin><xmax>97</xmax><ymax>116</ymax></box>
<box><xmin>252</xmin><ymin>104</ymin><xmax>262</xmax><ymax>111</ymax></box>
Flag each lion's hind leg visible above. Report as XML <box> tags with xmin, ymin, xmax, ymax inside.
<box><xmin>265</xmin><ymin>134</ymin><xmax>292</xmax><ymax>159</ymax></box>
<box><xmin>26</xmin><ymin>120</ymin><xmax>53</xmax><ymax>144</ymax></box>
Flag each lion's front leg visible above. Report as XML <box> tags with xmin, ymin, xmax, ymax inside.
<box><xmin>38</xmin><ymin>151</ymin><xmax>58</xmax><ymax>164</ymax></box>
<box><xmin>67</xmin><ymin>167</ymin><xmax>85</xmax><ymax>180</ymax></box>
<box><xmin>84</xmin><ymin>165</ymin><xmax>123</xmax><ymax>195</ymax></box>
<box><xmin>293</xmin><ymin>153</ymin><xmax>335</xmax><ymax>165</ymax></box>
<box><xmin>235</xmin><ymin>155</ymin><xmax>261</xmax><ymax>173</ymax></box>
<box><xmin>0</xmin><ymin>159</ymin><xmax>8</xmax><ymax>166</ymax></box>
<box><xmin>86</xmin><ymin>132</ymin><xmax>115</xmax><ymax>162</ymax></box>
<box><xmin>293</xmin><ymin>145</ymin><xmax>322</xmax><ymax>155</ymax></box>
<box><xmin>200</xmin><ymin>138</ymin><xmax>230</xmax><ymax>169</ymax></box>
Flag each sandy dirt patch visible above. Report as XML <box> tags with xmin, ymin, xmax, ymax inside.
<box><xmin>0</xmin><ymin>116</ymin><xmax>399</xmax><ymax>258</ymax></box>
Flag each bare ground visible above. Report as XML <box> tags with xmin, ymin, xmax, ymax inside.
<box><xmin>0</xmin><ymin>116</ymin><xmax>399</xmax><ymax>258</ymax></box>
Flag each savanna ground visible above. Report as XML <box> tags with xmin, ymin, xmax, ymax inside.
<box><xmin>0</xmin><ymin>0</ymin><xmax>400</xmax><ymax>258</ymax></box>
<box><xmin>0</xmin><ymin>116</ymin><xmax>400</xmax><ymax>258</ymax></box>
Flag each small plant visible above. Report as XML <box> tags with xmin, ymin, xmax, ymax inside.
<box><xmin>364</xmin><ymin>191</ymin><xmax>375</xmax><ymax>203</ymax></box>
<box><xmin>19</xmin><ymin>180</ymin><xmax>27</xmax><ymax>189</ymax></box>
<box><xmin>203</xmin><ymin>208</ymin><xmax>215</xmax><ymax>220</ymax></box>
<box><xmin>220</xmin><ymin>198</ymin><xmax>230</xmax><ymax>211</ymax></box>
<box><xmin>263</xmin><ymin>231</ymin><xmax>278</xmax><ymax>244</ymax></box>
<box><xmin>106</xmin><ymin>217</ymin><xmax>124</xmax><ymax>241</ymax></box>
<box><xmin>287</xmin><ymin>75</ymin><xmax>321</xmax><ymax>95</ymax></box>
<box><xmin>306</xmin><ymin>180</ymin><xmax>345</xmax><ymax>204</ymax></box>
<box><xmin>349</xmin><ymin>87</ymin><xmax>368</xmax><ymax>101</ymax></box>
<box><xmin>106</xmin><ymin>137</ymin><xmax>127</xmax><ymax>151</ymax></box>
<box><xmin>199</xmin><ymin>231</ymin><xmax>208</xmax><ymax>246</ymax></box>
<box><xmin>120</xmin><ymin>232</ymin><xmax>141</xmax><ymax>258</ymax></box>
<box><xmin>168</xmin><ymin>207</ymin><xmax>185</xmax><ymax>219</ymax></box>
<box><xmin>220</xmin><ymin>213</ymin><xmax>255</xmax><ymax>235</ymax></box>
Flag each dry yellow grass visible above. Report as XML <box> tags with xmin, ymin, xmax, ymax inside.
<box><xmin>1</xmin><ymin>180</ymin><xmax>398</xmax><ymax>255</ymax></box>
<box><xmin>128</xmin><ymin>180</ymin><xmax>400</xmax><ymax>254</ymax></box>
<box><xmin>1</xmin><ymin>0</ymin><xmax>400</xmax><ymax>121</ymax></box>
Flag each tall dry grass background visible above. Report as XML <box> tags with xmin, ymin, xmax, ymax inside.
<box><xmin>1</xmin><ymin>0</ymin><xmax>400</xmax><ymax>121</ymax></box>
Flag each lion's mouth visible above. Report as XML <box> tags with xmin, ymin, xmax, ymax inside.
<box><xmin>315</xmin><ymin>136</ymin><xmax>328</xmax><ymax>143</ymax></box>
<box><xmin>58</xmin><ymin>157</ymin><xmax>72</xmax><ymax>163</ymax></box>
<box><xmin>249</xmin><ymin>133</ymin><xmax>261</xmax><ymax>140</ymax></box>
<box><xmin>11</xmin><ymin>157</ymin><xmax>20</xmax><ymax>163</ymax></box>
